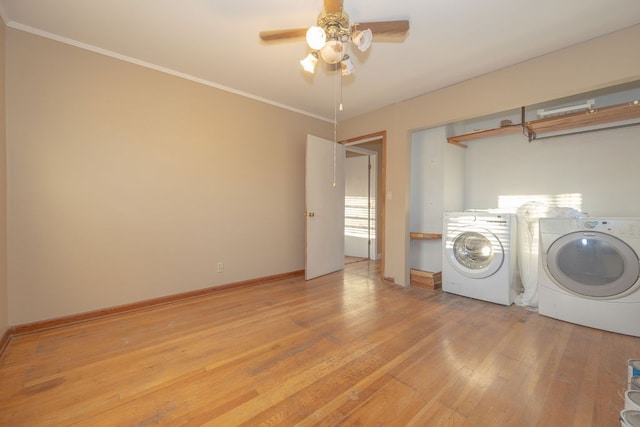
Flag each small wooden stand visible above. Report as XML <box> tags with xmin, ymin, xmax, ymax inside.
<box><xmin>410</xmin><ymin>269</ymin><xmax>442</xmax><ymax>290</ymax></box>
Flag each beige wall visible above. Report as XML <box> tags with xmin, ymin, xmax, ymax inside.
<box><xmin>0</xmin><ymin>20</ymin><xmax>7</xmax><ymax>335</ymax></box>
<box><xmin>338</xmin><ymin>24</ymin><xmax>640</xmax><ymax>286</ymax></box>
<box><xmin>5</xmin><ymin>24</ymin><xmax>640</xmax><ymax>326</ymax></box>
<box><xmin>6</xmin><ymin>29</ymin><xmax>332</xmax><ymax>325</ymax></box>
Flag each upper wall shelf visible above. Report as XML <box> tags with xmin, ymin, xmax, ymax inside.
<box><xmin>447</xmin><ymin>100</ymin><xmax>640</xmax><ymax>147</ymax></box>
<box><xmin>447</xmin><ymin>124</ymin><xmax>523</xmax><ymax>147</ymax></box>
<box><xmin>526</xmin><ymin>100</ymin><xmax>640</xmax><ymax>138</ymax></box>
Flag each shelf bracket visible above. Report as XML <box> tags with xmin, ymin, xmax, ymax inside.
<box><xmin>521</xmin><ymin>106</ymin><xmax>536</xmax><ymax>141</ymax></box>
<box><xmin>527</xmin><ymin>127</ymin><xmax>536</xmax><ymax>142</ymax></box>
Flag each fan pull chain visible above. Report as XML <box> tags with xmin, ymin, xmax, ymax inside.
<box><xmin>339</xmin><ymin>72</ymin><xmax>344</xmax><ymax>112</ymax></box>
<box><xmin>333</xmin><ymin>69</ymin><xmax>338</xmax><ymax>187</ymax></box>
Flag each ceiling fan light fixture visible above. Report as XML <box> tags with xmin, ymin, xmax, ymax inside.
<box><xmin>306</xmin><ymin>26</ymin><xmax>326</xmax><ymax>50</ymax></box>
<box><xmin>341</xmin><ymin>55</ymin><xmax>354</xmax><ymax>76</ymax></box>
<box><xmin>352</xmin><ymin>28</ymin><xmax>372</xmax><ymax>52</ymax></box>
<box><xmin>260</xmin><ymin>4</ymin><xmax>410</xmax><ymax>78</ymax></box>
<box><xmin>300</xmin><ymin>52</ymin><xmax>318</xmax><ymax>73</ymax></box>
<box><xmin>320</xmin><ymin>39</ymin><xmax>345</xmax><ymax>64</ymax></box>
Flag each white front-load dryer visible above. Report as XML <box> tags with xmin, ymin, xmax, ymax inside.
<box><xmin>538</xmin><ymin>217</ymin><xmax>640</xmax><ymax>337</ymax></box>
<box><xmin>442</xmin><ymin>212</ymin><xmax>519</xmax><ymax>306</ymax></box>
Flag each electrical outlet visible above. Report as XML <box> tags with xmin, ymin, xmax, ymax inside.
<box><xmin>217</xmin><ymin>261</ymin><xmax>224</xmax><ymax>273</ymax></box>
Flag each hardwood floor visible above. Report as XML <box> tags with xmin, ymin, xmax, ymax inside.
<box><xmin>0</xmin><ymin>260</ymin><xmax>638</xmax><ymax>426</ymax></box>
<box><xmin>345</xmin><ymin>256</ymin><xmax>368</xmax><ymax>265</ymax></box>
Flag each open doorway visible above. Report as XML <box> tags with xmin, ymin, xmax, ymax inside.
<box><xmin>344</xmin><ymin>146</ymin><xmax>377</xmax><ymax>263</ymax></box>
<box><xmin>342</xmin><ymin>131</ymin><xmax>386</xmax><ymax>276</ymax></box>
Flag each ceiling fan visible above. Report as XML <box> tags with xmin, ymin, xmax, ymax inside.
<box><xmin>259</xmin><ymin>0</ymin><xmax>409</xmax><ymax>75</ymax></box>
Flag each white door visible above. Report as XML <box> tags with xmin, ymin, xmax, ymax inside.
<box><xmin>305</xmin><ymin>134</ymin><xmax>345</xmax><ymax>280</ymax></box>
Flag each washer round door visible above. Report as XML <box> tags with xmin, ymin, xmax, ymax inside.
<box><xmin>546</xmin><ymin>231</ymin><xmax>640</xmax><ymax>298</ymax></box>
<box><xmin>445</xmin><ymin>226</ymin><xmax>504</xmax><ymax>279</ymax></box>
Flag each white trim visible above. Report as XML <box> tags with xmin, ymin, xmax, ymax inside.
<box><xmin>344</xmin><ymin>135</ymin><xmax>383</xmax><ymax>146</ymax></box>
<box><xmin>6</xmin><ymin>21</ymin><xmax>333</xmax><ymax>124</ymax></box>
<box><xmin>345</xmin><ymin>146</ymin><xmax>376</xmax><ymax>156</ymax></box>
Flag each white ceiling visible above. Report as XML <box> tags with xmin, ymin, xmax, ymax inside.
<box><xmin>1</xmin><ymin>0</ymin><xmax>639</xmax><ymax>122</ymax></box>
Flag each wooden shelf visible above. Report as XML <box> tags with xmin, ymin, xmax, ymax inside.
<box><xmin>447</xmin><ymin>100</ymin><xmax>640</xmax><ymax>146</ymax></box>
<box><xmin>410</xmin><ymin>232</ymin><xmax>442</xmax><ymax>240</ymax></box>
<box><xmin>447</xmin><ymin>124</ymin><xmax>523</xmax><ymax>147</ymax></box>
<box><xmin>526</xmin><ymin>101</ymin><xmax>640</xmax><ymax>137</ymax></box>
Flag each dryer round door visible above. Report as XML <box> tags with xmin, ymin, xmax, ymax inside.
<box><xmin>546</xmin><ymin>231</ymin><xmax>640</xmax><ymax>298</ymax></box>
<box><xmin>445</xmin><ymin>226</ymin><xmax>505</xmax><ymax>279</ymax></box>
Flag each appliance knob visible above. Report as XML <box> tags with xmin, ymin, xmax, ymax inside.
<box><xmin>584</xmin><ymin>220</ymin><xmax>598</xmax><ymax>229</ymax></box>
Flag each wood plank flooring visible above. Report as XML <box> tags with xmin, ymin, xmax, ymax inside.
<box><xmin>0</xmin><ymin>260</ymin><xmax>638</xmax><ymax>426</ymax></box>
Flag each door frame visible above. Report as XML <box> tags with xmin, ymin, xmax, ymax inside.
<box><xmin>341</xmin><ymin>131</ymin><xmax>387</xmax><ymax>280</ymax></box>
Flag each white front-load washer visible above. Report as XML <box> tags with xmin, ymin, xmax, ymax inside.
<box><xmin>538</xmin><ymin>217</ymin><xmax>640</xmax><ymax>337</ymax></box>
<box><xmin>442</xmin><ymin>212</ymin><xmax>519</xmax><ymax>306</ymax></box>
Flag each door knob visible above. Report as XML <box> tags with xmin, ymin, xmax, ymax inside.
<box><xmin>305</xmin><ymin>212</ymin><xmax>315</xmax><ymax>217</ymax></box>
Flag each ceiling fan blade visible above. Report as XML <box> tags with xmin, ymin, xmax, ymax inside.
<box><xmin>324</xmin><ymin>0</ymin><xmax>343</xmax><ymax>14</ymax></box>
<box><xmin>259</xmin><ymin>28</ymin><xmax>308</xmax><ymax>41</ymax></box>
<box><xmin>354</xmin><ymin>20</ymin><xmax>410</xmax><ymax>35</ymax></box>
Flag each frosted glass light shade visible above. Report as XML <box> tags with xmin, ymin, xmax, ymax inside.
<box><xmin>300</xmin><ymin>52</ymin><xmax>318</xmax><ymax>73</ymax></box>
<box><xmin>320</xmin><ymin>40</ymin><xmax>345</xmax><ymax>64</ymax></box>
<box><xmin>306</xmin><ymin>26</ymin><xmax>326</xmax><ymax>50</ymax></box>
<box><xmin>352</xmin><ymin>28</ymin><xmax>372</xmax><ymax>52</ymax></box>
<box><xmin>341</xmin><ymin>55</ymin><xmax>354</xmax><ymax>76</ymax></box>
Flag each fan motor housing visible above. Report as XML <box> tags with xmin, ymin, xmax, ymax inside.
<box><xmin>318</xmin><ymin>11</ymin><xmax>350</xmax><ymax>41</ymax></box>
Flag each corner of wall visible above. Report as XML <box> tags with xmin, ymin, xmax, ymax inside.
<box><xmin>0</xmin><ymin>18</ymin><xmax>9</xmax><ymax>338</ymax></box>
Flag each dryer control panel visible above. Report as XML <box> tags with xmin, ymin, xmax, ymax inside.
<box><xmin>577</xmin><ymin>218</ymin><xmax>640</xmax><ymax>238</ymax></box>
